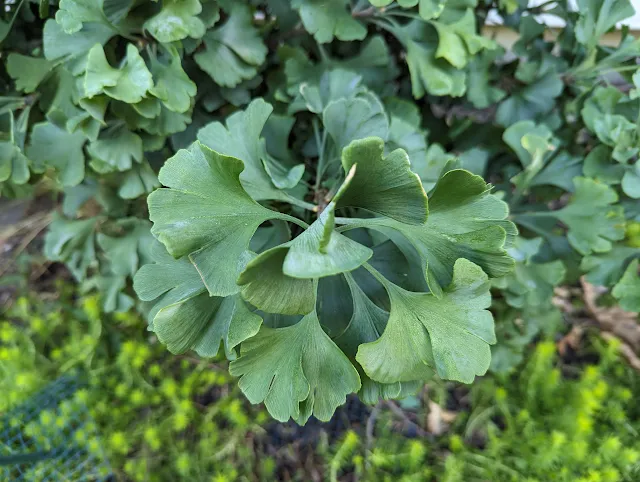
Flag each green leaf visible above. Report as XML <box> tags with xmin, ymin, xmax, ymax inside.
<box><xmin>144</xmin><ymin>0</ymin><xmax>207</xmax><ymax>43</ymax></box>
<box><xmin>418</xmin><ymin>0</ymin><xmax>447</xmax><ymax>20</ymax></box>
<box><xmin>55</xmin><ymin>0</ymin><xmax>131</xmax><ymax>34</ymax></box>
<box><xmin>576</xmin><ymin>0</ymin><xmax>635</xmax><ymax>49</ymax></box>
<box><xmin>133</xmin><ymin>240</ymin><xmax>206</xmax><ymax>321</ymax></box>
<box><xmin>194</xmin><ymin>4</ymin><xmax>266</xmax><ymax>88</ymax></box>
<box><xmin>149</xmin><ymin>45</ymin><xmax>197</xmax><ymax>113</ymax></box>
<box><xmin>612</xmin><ymin>259</ymin><xmax>640</xmax><ymax>312</ymax></box>
<box><xmin>84</xmin><ymin>44</ymin><xmax>153</xmax><ymax>104</ymax></box>
<box><xmin>293</xmin><ymin>69</ymin><xmax>364</xmax><ymax>114</ymax></box>
<box><xmin>237</xmin><ymin>246</ymin><xmax>316</xmax><ymax>315</ymax></box>
<box><xmin>154</xmin><ymin>293</ymin><xmax>262</xmax><ymax>359</ymax></box>
<box><xmin>432</xmin><ymin>9</ymin><xmax>494</xmax><ymax>69</ymax></box>
<box><xmin>502</xmin><ymin>120</ymin><xmax>580</xmax><ymax>191</ymax></box>
<box><xmin>356</xmin><ymin>258</ymin><xmax>495</xmax><ymax>384</ymax></box>
<box><xmin>333</xmin><ymin>273</ymin><xmax>417</xmax><ymax>404</ymax></box>
<box><xmin>118</xmin><ymin>162</ymin><xmax>160</xmax><ymax>199</ymax></box>
<box><xmin>493</xmin><ymin>237</ymin><xmax>565</xmax><ymax>309</ymax></box>
<box><xmin>6</xmin><ymin>54</ymin><xmax>53</xmax><ymax>93</ymax></box>
<box><xmin>593</xmin><ymin>114</ymin><xmax>638</xmax><ymax>163</ymax></box>
<box><xmin>230</xmin><ymin>309</ymin><xmax>361</xmax><ymax>423</ymax></box>
<box><xmin>495</xmin><ymin>58</ymin><xmax>563</xmax><ymax>127</ymax></box>
<box><xmin>282</xmin><ymin>167</ymin><xmax>373</xmax><ymax>278</ymax></box>
<box><xmin>198</xmin><ymin>98</ymin><xmax>289</xmax><ymax>201</ymax></box>
<box><xmin>466</xmin><ymin>48</ymin><xmax>506</xmax><ymax>109</ymax></box>
<box><xmin>392</xmin><ymin>21</ymin><xmax>466</xmax><ymax>98</ymax></box>
<box><xmin>0</xmin><ymin>107</ymin><xmax>31</xmax><ymax>185</ymax></box>
<box><xmin>529</xmin><ymin>151</ymin><xmax>582</xmax><ymax>192</ymax></box>
<box><xmin>343</xmin><ymin>169</ymin><xmax>516</xmax><ymax>297</ymax></box>
<box><xmin>87</xmin><ymin>123</ymin><xmax>143</xmax><ymax>171</ymax></box>
<box><xmin>291</xmin><ymin>0</ymin><xmax>367</xmax><ymax>44</ymax></box>
<box><xmin>43</xmin><ymin>19</ymin><xmax>114</xmax><ymax>63</ymax></box>
<box><xmin>583</xmin><ymin>145</ymin><xmax>626</xmax><ymax>184</ymax></box>
<box><xmin>87</xmin><ymin>274</ymin><xmax>135</xmax><ymax>313</ymax></box>
<box><xmin>148</xmin><ymin>142</ymin><xmax>292</xmax><ymax>296</ymax></box>
<box><xmin>552</xmin><ymin>177</ymin><xmax>625</xmax><ymax>255</ymax></box>
<box><xmin>338</xmin><ymin>137</ymin><xmax>428</xmax><ymax>224</ymax></box>
<box><xmin>27</xmin><ymin>122</ymin><xmax>86</xmax><ymax>187</ymax></box>
<box><xmin>581</xmin><ymin>245</ymin><xmax>639</xmax><ymax>287</ymax></box>
<box><xmin>622</xmin><ymin>165</ymin><xmax>640</xmax><ymax>199</ymax></box>
<box><xmin>97</xmin><ymin>219</ymin><xmax>154</xmax><ymax>278</ymax></box>
<box><xmin>44</xmin><ymin>213</ymin><xmax>97</xmax><ymax>281</ymax></box>
<box><xmin>323</xmin><ymin>93</ymin><xmax>389</xmax><ymax>155</ymax></box>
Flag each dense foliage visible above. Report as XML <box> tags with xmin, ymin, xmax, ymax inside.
<box><xmin>2</xmin><ymin>284</ymin><xmax>639</xmax><ymax>481</ymax></box>
<box><xmin>1</xmin><ymin>0</ymin><xmax>639</xmax><ymax>423</ymax></box>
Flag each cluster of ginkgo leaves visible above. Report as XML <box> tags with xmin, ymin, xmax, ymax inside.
<box><xmin>1</xmin><ymin>0</ymin><xmax>639</xmax><ymax>423</ymax></box>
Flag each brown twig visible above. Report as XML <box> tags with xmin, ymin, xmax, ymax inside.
<box><xmin>384</xmin><ymin>400</ymin><xmax>432</xmax><ymax>439</ymax></box>
<box><xmin>602</xmin><ymin>332</ymin><xmax>640</xmax><ymax>372</ymax></box>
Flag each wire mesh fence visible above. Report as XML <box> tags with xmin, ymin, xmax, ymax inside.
<box><xmin>0</xmin><ymin>375</ymin><xmax>112</xmax><ymax>481</ymax></box>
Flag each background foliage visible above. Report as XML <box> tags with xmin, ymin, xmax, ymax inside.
<box><xmin>1</xmin><ymin>281</ymin><xmax>639</xmax><ymax>481</ymax></box>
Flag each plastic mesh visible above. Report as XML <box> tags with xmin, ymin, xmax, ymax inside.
<box><xmin>0</xmin><ymin>375</ymin><xmax>112</xmax><ymax>481</ymax></box>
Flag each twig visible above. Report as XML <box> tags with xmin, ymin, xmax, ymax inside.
<box><xmin>602</xmin><ymin>332</ymin><xmax>640</xmax><ymax>372</ymax></box>
<box><xmin>384</xmin><ymin>401</ymin><xmax>432</xmax><ymax>439</ymax></box>
<box><xmin>0</xmin><ymin>212</ymin><xmax>52</xmax><ymax>277</ymax></box>
<box><xmin>364</xmin><ymin>401</ymin><xmax>380</xmax><ymax>469</ymax></box>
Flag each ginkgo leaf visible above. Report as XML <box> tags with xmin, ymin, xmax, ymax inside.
<box><xmin>154</xmin><ymin>293</ymin><xmax>262</xmax><ymax>359</ymax></box>
<box><xmin>432</xmin><ymin>9</ymin><xmax>494</xmax><ymax>69</ymax></box>
<box><xmin>194</xmin><ymin>3</ymin><xmax>266</xmax><ymax>87</ymax></box>
<box><xmin>198</xmin><ymin>98</ymin><xmax>290</xmax><ymax>201</ymax></box>
<box><xmin>133</xmin><ymin>240</ymin><xmax>206</xmax><ymax>321</ymax></box>
<box><xmin>55</xmin><ymin>0</ymin><xmax>131</xmax><ymax>34</ymax></box>
<box><xmin>89</xmin><ymin>274</ymin><xmax>135</xmax><ymax>313</ymax></box>
<box><xmin>144</xmin><ymin>0</ymin><xmax>207</xmax><ymax>43</ymax></box>
<box><xmin>237</xmin><ymin>246</ymin><xmax>316</xmax><ymax>315</ymax></box>
<box><xmin>230</xmin><ymin>309</ymin><xmax>361</xmax><ymax>423</ymax></box>
<box><xmin>339</xmin><ymin>169</ymin><xmax>516</xmax><ymax>297</ymax></box>
<box><xmin>581</xmin><ymin>245</ymin><xmax>639</xmax><ymax>287</ymax></box>
<box><xmin>0</xmin><ymin>107</ymin><xmax>31</xmax><ymax>185</ymax></box>
<box><xmin>27</xmin><ymin>122</ymin><xmax>86</xmax><ymax>187</ymax></box>
<box><xmin>84</xmin><ymin>44</ymin><xmax>153</xmax><ymax>104</ymax></box>
<box><xmin>97</xmin><ymin>219</ymin><xmax>154</xmax><ymax>278</ymax></box>
<box><xmin>552</xmin><ymin>177</ymin><xmax>625</xmax><ymax>255</ymax></box>
<box><xmin>6</xmin><ymin>54</ymin><xmax>52</xmax><ymax>93</ymax></box>
<box><xmin>294</xmin><ymin>69</ymin><xmax>364</xmax><ymax>114</ymax></box>
<box><xmin>149</xmin><ymin>45</ymin><xmax>197</xmax><ymax>113</ymax></box>
<box><xmin>283</xmin><ymin>166</ymin><xmax>373</xmax><ymax>279</ymax></box>
<box><xmin>356</xmin><ymin>258</ymin><xmax>495</xmax><ymax>384</ymax></box>
<box><xmin>291</xmin><ymin>0</ymin><xmax>367</xmax><ymax>44</ymax></box>
<box><xmin>118</xmin><ymin>161</ymin><xmax>160</xmax><ymax>199</ymax></box>
<box><xmin>622</xmin><ymin>165</ymin><xmax>640</xmax><ymax>199</ymax></box>
<box><xmin>43</xmin><ymin>19</ymin><xmax>114</xmax><ymax>62</ymax></box>
<box><xmin>390</xmin><ymin>20</ymin><xmax>466</xmax><ymax>98</ymax></box>
<box><xmin>44</xmin><ymin>213</ymin><xmax>97</xmax><ymax>282</ymax></box>
<box><xmin>576</xmin><ymin>0</ymin><xmax>634</xmax><ymax>49</ymax></box>
<box><xmin>495</xmin><ymin>57</ymin><xmax>563</xmax><ymax>127</ymax></box>
<box><xmin>338</xmin><ymin>137</ymin><xmax>428</xmax><ymax>225</ymax></box>
<box><xmin>147</xmin><ymin>142</ymin><xmax>294</xmax><ymax>297</ymax></box>
<box><xmin>323</xmin><ymin>93</ymin><xmax>389</xmax><ymax>155</ymax></box>
<box><xmin>612</xmin><ymin>259</ymin><xmax>640</xmax><ymax>312</ymax></box>
<box><xmin>332</xmin><ymin>273</ymin><xmax>420</xmax><ymax>404</ymax></box>
<box><xmin>87</xmin><ymin>123</ymin><xmax>143</xmax><ymax>171</ymax></box>
<box><xmin>493</xmin><ymin>237</ymin><xmax>565</xmax><ymax>309</ymax></box>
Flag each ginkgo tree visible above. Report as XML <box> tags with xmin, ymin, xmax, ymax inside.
<box><xmin>2</xmin><ymin>0</ymin><xmax>640</xmax><ymax>424</ymax></box>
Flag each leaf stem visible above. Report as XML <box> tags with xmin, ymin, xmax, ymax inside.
<box><xmin>284</xmin><ymin>195</ymin><xmax>317</xmax><ymax>212</ymax></box>
<box><xmin>278</xmin><ymin>213</ymin><xmax>309</xmax><ymax>229</ymax></box>
<box><xmin>312</xmin><ymin>118</ymin><xmax>328</xmax><ymax>192</ymax></box>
